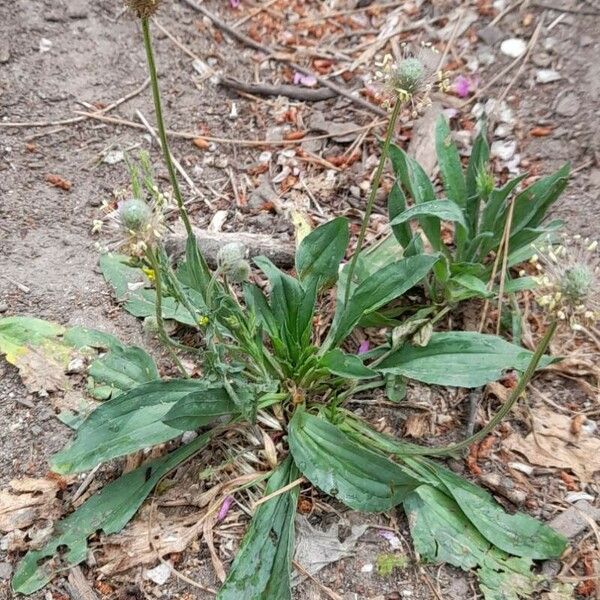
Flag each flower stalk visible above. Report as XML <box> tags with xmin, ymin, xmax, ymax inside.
<box><xmin>141</xmin><ymin>17</ymin><xmax>193</xmax><ymax>239</ymax></box>
<box><xmin>342</xmin><ymin>97</ymin><xmax>403</xmax><ymax>307</ymax></box>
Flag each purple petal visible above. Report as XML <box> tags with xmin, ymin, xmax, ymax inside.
<box><xmin>229</xmin><ymin>0</ymin><xmax>241</xmax><ymax>7</ymax></box>
<box><xmin>452</xmin><ymin>74</ymin><xmax>478</xmax><ymax>98</ymax></box>
<box><xmin>293</xmin><ymin>72</ymin><xmax>317</xmax><ymax>87</ymax></box>
<box><xmin>357</xmin><ymin>340</ymin><xmax>370</xmax><ymax>355</ymax></box>
<box><xmin>217</xmin><ymin>495</ymin><xmax>234</xmax><ymax>522</ymax></box>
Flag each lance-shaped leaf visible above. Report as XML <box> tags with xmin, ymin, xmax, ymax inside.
<box><xmin>331</xmin><ymin>255</ymin><xmax>437</xmax><ymax>346</ymax></box>
<box><xmin>65</xmin><ymin>326</ymin><xmax>159</xmax><ymax>396</ymax></box>
<box><xmin>377</xmin><ymin>331</ymin><xmax>555</xmax><ymax>388</ymax></box>
<box><xmin>404</xmin><ymin>485</ymin><xmax>542</xmax><ymax>600</ymax></box>
<box><xmin>288</xmin><ymin>408</ymin><xmax>419</xmax><ymax>512</ymax></box>
<box><xmin>389</xmin><ymin>199</ymin><xmax>468</xmax><ymax>230</ymax></box>
<box><xmin>320</xmin><ymin>349</ymin><xmax>378</xmax><ymax>379</ymax></box>
<box><xmin>163</xmin><ymin>384</ymin><xmax>236</xmax><ymax>431</ymax></box>
<box><xmin>389</xmin><ymin>144</ymin><xmax>441</xmax><ymax>250</ymax></box>
<box><xmin>436</xmin><ymin>116</ymin><xmax>467</xmax><ymax>208</ymax></box>
<box><xmin>51</xmin><ymin>380</ymin><xmax>233</xmax><ymax>474</ymax></box>
<box><xmin>12</xmin><ymin>432</ymin><xmax>212</xmax><ymax>595</ymax></box>
<box><xmin>100</xmin><ymin>253</ymin><xmax>199</xmax><ymax>327</ymax></box>
<box><xmin>218</xmin><ymin>458</ymin><xmax>299</xmax><ymax>600</ymax></box>
<box><xmin>295</xmin><ymin>217</ymin><xmax>349</xmax><ymax>289</ymax></box>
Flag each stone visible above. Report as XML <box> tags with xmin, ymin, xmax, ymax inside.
<box><xmin>500</xmin><ymin>38</ymin><xmax>527</xmax><ymax>58</ymax></box>
<box><xmin>549</xmin><ymin>500</ymin><xmax>600</xmax><ymax>539</ymax></box>
<box><xmin>490</xmin><ymin>139</ymin><xmax>517</xmax><ymax>161</ymax></box>
<box><xmin>0</xmin><ymin>562</ymin><xmax>13</xmax><ymax>580</ymax></box>
<box><xmin>0</xmin><ymin>302</ymin><xmax>8</xmax><ymax>313</ymax></box>
<box><xmin>555</xmin><ymin>92</ymin><xmax>580</xmax><ymax>117</ymax></box>
<box><xmin>145</xmin><ymin>562</ymin><xmax>171</xmax><ymax>585</ymax></box>
<box><xmin>478</xmin><ymin>25</ymin><xmax>504</xmax><ymax>46</ymax></box>
<box><xmin>536</xmin><ymin>69</ymin><xmax>561</xmax><ymax>84</ymax></box>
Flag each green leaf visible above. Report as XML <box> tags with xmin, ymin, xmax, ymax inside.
<box><xmin>87</xmin><ymin>345</ymin><xmax>159</xmax><ymax>393</ymax></box>
<box><xmin>288</xmin><ymin>408</ymin><xmax>418</xmax><ymax>512</ymax></box>
<box><xmin>0</xmin><ymin>316</ymin><xmax>71</xmax><ymax>394</ymax></box>
<box><xmin>244</xmin><ymin>283</ymin><xmax>279</xmax><ymax>341</ymax></box>
<box><xmin>448</xmin><ymin>273</ymin><xmax>492</xmax><ymax>301</ymax></box>
<box><xmin>51</xmin><ymin>380</ymin><xmax>228</xmax><ymax>474</ymax></box>
<box><xmin>436</xmin><ymin>116</ymin><xmax>467</xmax><ymax>208</ymax></box>
<box><xmin>163</xmin><ymin>384</ymin><xmax>236</xmax><ymax>430</ymax></box>
<box><xmin>320</xmin><ymin>349</ymin><xmax>378</xmax><ymax>379</ymax></box>
<box><xmin>295</xmin><ymin>217</ymin><xmax>349</xmax><ymax>289</ymax></box>
<box><xmin>404</xmin><ymin>485</ymin><xmax>542</xmax><ymax>600</ymax></box>
<box><xmin>511</xmin><ymin>164</ymin><xmax>569</xmax><ymax>237</ymax></box>
<box><xmin>477</xmin><ymin>175</ymin><xmax>527</xmax><ymax>260</ymax></box>
<box><xmin>389</xmin><ymin>144</ymin><xmax>441</xmax><ymax>250</ymax></box>
<box><xmin>218</xmin><ymin>458</ymin><xmax>299</xmax><ymax>600</ymax></box>
<box><xmin>331</xmin><ymin>255</ymin><xmax>437</xmax><ymax>346</ymax></box>
<box><xmin>465</xmin><ymin>125</ymin><xmax>490</xmax><ymax>201</ymax></box>
<box><xmin>100</xmin><ymin>253</ymin><xmax>198</xmax><ymax>327</ymax></box>
<box><xmin>183</xmin><ymin>234</ymin><xmax>212</xmax><ymax>297</ymax></box>
<box><xmin>377</xmin><ymin>331</ymin><xmax>554</xmax><ymax>387</ymax></box>
<box><xmin>427</xmin><ymin>464</ymin><xmax>567</xmax><ymax>559</ymax></box>
<box><xmin>13</xmin><ymin>432</ymin><xmax>212</xmax><ymax>595</ymax></box>
<box><xmin>465</xmin><ymin>125</ymin><xmax>490</xmax><ymax>239</ymax></box>
<box><xmin>389</xmin><ymin>199</ymin><xmax>467</xmax><ymax>230</ymax></box>
<box><xmin>388</xmin><ymin>183</ymin><xmax>412</xmax><ymax>248</ymax></box>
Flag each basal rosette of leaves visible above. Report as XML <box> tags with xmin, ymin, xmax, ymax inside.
<box><xmin>6</xmin><ymin>218</ymin><xmax>565</xmax><ymax>596</ymax></box>
<box><xmin>4</xmin><ymin>9</ymin><xmax>571</xmax><ymax>599</ymax></box>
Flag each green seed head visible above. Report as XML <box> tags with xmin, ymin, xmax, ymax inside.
<box><xmin>217</xmin><ymin>243</ymin><xmax>250</xmax><ymax>283</ymax></box>
<box><xmin>119</xmin><ymin>198</ymin><xmax>152</xmax><ymax>232</ymax></box>
<box><xmin>393</xmin><ymin>58</ymin><xmax>425</xmax><ymax>95</ymax></box>
<box><xmin>560</xmin><ymin>264</ymin><xmax>593</xmax><ymax>303</ymax></box>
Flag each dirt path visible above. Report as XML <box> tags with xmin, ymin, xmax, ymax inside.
<box><xmin>1</xmin><ymin>1</ymin><xmax>598</xmax><ymax>598</ymax></box>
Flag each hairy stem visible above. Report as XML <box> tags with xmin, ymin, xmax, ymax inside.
<box><xmin>147</xmin><ymin>249</ymin><xmax>189</xmax><ymax>377</ymax></box>
<box><xmin>141</xmin><ymin>17</ymin><xmax>193</xmax><ymax>238</ymax></box>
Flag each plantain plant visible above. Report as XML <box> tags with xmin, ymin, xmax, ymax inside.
<box><xmin>5</xmin><ymin>4</ymin><xmax>570</xmax><ymax>599</ymax></box>
<box><xmin>388</xmin><ymin>116</ymin><xmax>570</xmax><ymax>305</ymax></box>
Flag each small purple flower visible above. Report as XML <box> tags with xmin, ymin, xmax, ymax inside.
<box><xmin>451</xmin><ymin>75</ymin><xmax>477</xmax><ymax>98</ymax></box>
<box><xmin>217</xmin><ymin>495</ymin><xmax>234</xmax><ymax>522</ymax></box>
<box><xmin>229</xmin><ymin>0</ymin><xmax>241</xmax><ymax>8</ymax></box>
<box><xmin>293</xmin><ymin>72</ymin><xmax>317</xmax><ymax>87</ymax></box>
<box><xmin>357</xmin><ymin>340</ymin><xmax>369</xmax><ymax>355</ymax></box>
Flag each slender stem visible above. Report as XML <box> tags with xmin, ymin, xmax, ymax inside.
<box><xmin>141</xmin><ymin>17</ymin><xmax>193</xmax><ymax>238</ymax></box>
<box><xmin>147</xmin><ymin>249</ymin><xmax>189</xmax><ymax>377</ymax></box>
<box><xmin>342</xmin><ymin>99</ymin><xmax>403</xmax><ymax>307</ymax></box>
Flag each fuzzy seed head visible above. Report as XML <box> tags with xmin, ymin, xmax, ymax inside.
<box><xmin>476</xmin><ymin>167</ymin><xmax>495</xmax><ymax>199</ymax></box>
<box><xmin>533</xmin><ymin>234</ymin><xmax>599</xmax><ymax>327</ymax></box>
<box><xmin>125</xmin><ymin>0</ymin><xmax>161</xmax><ymax>18</ymax></box>
<box><xmin>217</xmin><ymin>242</ymin><xmax>250</xmax><ymax>283</ymax></box>
<box><xmin>119</xmin><ymin>198</ymin><xmax>152</xmax><ymax>232</ymax></box>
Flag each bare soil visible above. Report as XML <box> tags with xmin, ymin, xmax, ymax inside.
<box><xmin>1</xmin><ymin>1</ymin><xmax>598</xmax><ymax>599</ymax></box>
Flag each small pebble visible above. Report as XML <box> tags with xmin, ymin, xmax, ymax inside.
<box><xmin>536</xmin><ymin>69</ymin><xmax>561</xmax><ymax>84</ymax></box>
<box><xmin>490</xmin><ymin>139</ymin><xmax>517</xmax><ymax>161</ymax></box>
<box><xmin>0</xmin><ymin>302</ymin><xmax>8</xmax><ymax>313</ymax></box>
<box><xmin>67</xmin><ymin>357</ymin><xmax>86</xmax><ymax>374</ymax></box>
<box><xmin>500</xmin><ymin>38</ymin><xmax>527</xmax><ymax>58</ymax></box>
<box><xmin>0</xmin><ymin>561</ymin><xmax>13</xmax><ymax>580</ymax></box>
<box><xmin>145</xmin><ymin>562</ymin><xmax>171</xmax><ymax>585</ymax></box>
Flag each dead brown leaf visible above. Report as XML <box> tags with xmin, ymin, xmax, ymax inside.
<box><xmin>97</xmin><ymin>508</ymin><xmax>203</xmax><ymax>576</ymax></box>
<box><xmin>0</xmin><ymin>478</ymin><xmax>60</xmax><ymax>532</ymax></box>
<box><xmin>504</xmin><ymin>406</ymin><xmax>600</xmax><ymax>482</ymax></box>
<box><xmin>45</xmin><ymin>173</ymin><xmax>72</xmax><ymax>191</ymax></box>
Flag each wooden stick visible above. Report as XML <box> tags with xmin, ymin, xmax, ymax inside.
<box><xmin>0</xmin><ymin>78</ymin><xmax>150</xmax><ymax>128</ymax></box>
